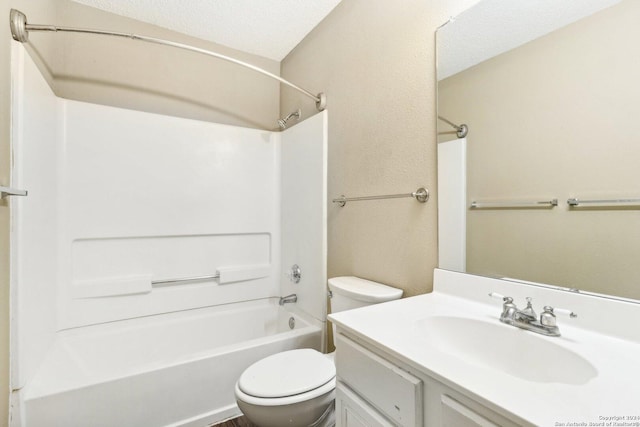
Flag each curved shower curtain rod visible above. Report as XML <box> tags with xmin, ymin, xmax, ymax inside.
<box><xmin>9</xmin><ymin>9</ymin><xmax>326</xmax><ymax>111</ymax></box>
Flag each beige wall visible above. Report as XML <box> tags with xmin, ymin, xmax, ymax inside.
<box><xmin>438</xmin><ymin>0</ymin><xmax>640</xmax><ymax>299</ymax></box>
<box><xmin>281</xmin><ymin>0</ymin><xmax>478</xmax><ymax>297</ymax></box>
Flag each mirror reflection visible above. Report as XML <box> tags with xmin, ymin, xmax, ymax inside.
<box><xmin>437</xmin><ymin>0</ymin><xmax>640</xmax><ymax>300</ymax></box>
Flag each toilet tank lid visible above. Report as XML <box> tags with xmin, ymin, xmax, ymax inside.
<box><xmin>328</xmin><ymin>276</ymin><xmax>403</xmax><ymax>303</ymax></box>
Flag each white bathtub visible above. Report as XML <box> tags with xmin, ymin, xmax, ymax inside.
<box><xmin>18</xmin><ymin>298</ymin><xmax>322</xmax><ymax>427</ymax></box>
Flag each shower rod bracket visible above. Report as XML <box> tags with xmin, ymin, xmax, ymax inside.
<box><xmin>316</xmin><ymin>93</ymin><xmax>327</xmax><ymax>112</ymax></box>
<box><xmin>9</xmin><ymin>9</ymin><xmax>327</xmax><ymax>112</ymax></box>
<box><xmin>455</xmin><ymin>123</ymin><xmax>468</xmax><ymax>138</ymax></box>
<box><xmin>438</xmin><ymin>116</ymin><xmax>468</xmax><ymax>138</ymax></box>
<box><xmin>10</xmin><ymin>8</ymin><xmax>27</xmax><ymax>42</ymax></box>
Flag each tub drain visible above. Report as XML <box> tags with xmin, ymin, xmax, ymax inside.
<box><xmin>288</xmin><ymin>317</ymin><xmax>296</xmax><ymax>330</ymax></box>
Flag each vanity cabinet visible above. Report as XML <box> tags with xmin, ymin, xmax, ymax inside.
<box><xmin>424</xmin><ymin>380</ymin><xmax>519</xmax><ymax>427</ymax></box>
<box><xmin>335</xmin><ymin>383</ymin><xmax>394</xmax><ymax>427</ymax></box>
<box><xmin>335</xmin><ymin>333</ymin><xmax>423</xmax><ymax>426</ymax></box>
<box><xmin>334</xmin><ymin>332</ymin><xmax>522</xmax><ymax>427</ymax></box>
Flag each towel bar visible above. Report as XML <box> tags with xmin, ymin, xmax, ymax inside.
<box><xmin>333</xmin><ymin>187</ymin><xmax>429</xmax><ymax>207</ymax></box>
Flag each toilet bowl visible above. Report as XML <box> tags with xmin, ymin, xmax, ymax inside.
<box><xmin>235</xmin><ymin>349</ymin><xmax>336</xmax><ymax>427</ymax></box>
<box><xmin>235</xmin><ymin>276</ymin><xmax>403</xmax><ymax>427</ymax></box>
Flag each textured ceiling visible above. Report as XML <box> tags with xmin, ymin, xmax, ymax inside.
<box><xmin>438</xmin><ymin>0</ymin><xmax>622</xmax><ymax>80</ymax></box>
<box><xmin>71</xmin><ymin>0</ymin><xmax>343</xmax><ymax>61</ymax></box>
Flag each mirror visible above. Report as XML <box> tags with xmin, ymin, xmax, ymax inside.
<box><xmin>437</xmin><ymin>0</ymin><xmax>640</xmax><ymax>301</ymax></box>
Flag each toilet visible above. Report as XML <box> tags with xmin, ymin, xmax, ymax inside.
<box><xmin>234</xmin><ymin>276</ymin><xmax>403</xmax><ymax>427</ymax></box>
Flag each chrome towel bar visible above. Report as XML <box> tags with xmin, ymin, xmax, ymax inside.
<box><xmin>333</xmin><ymin>187</ymin><xmax>429</xmax><ymax>207</ymax></box>
<box><xmin>470</xmin><ymin>199</ymin><xmax>558</xmax><ymax>209</ymax></box>
<box><xmin>567</xmin><ymin>198</ymin><xmax>640</xmax><ymax>207</ymax></box>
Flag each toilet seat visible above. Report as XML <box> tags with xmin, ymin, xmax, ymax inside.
<box><xmin>235</xmin><ymin>377</ymin><xmax>336</xmax><ymax>407</ymax></box>
<box><xmin>235</xmin><ymin>349</ymin><xmax>336</xmax><ymax>407</ymax></box>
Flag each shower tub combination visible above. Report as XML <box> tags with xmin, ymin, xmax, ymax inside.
<box><xmin>10</xmin><ymin>11</ymin><xmax>328</xmax><ymax>426</ymax></box>
<box><xmin>19</xmin><ymin>299</ymin><xmax>321</xmax><ymax>427</ymax></box>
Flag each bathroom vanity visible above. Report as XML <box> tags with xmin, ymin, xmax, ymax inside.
<box><xmin>329</xmin><ymin>269</ymin><xmax>640</xmax><ymax>426</ymax></box>
<box><xmin>332</xmin><ymin>333</ymin><xmax>521</xmax><ymax>427</ymax></box>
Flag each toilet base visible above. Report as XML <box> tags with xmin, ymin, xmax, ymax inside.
<box><xmin>310</xmin><ymin>401</ymin><xmax>335</xmax><ymax>427</ymax></box>
<box><xmin>236</xmin><ymin>389</ymin><xmax>334</xmax><ymax>427</ymax></box>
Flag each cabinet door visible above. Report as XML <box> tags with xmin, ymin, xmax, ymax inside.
<box><xmin>336</xmin><ymin>334</ymin><xmax>423</xmax><ymax>426</ymax></box>
<box><xmin>441</xmin><ymin>394</ymin><xmax>499</xmax><ymax>427</ymax></box>
<box><xmin>423</xmin><ymin>375</ymin><xmax>524</xmax><ymax>427</ymax></box>
<box><xmin>336</xmin><ymin>382</ymin><xmax>394</xmax><ymax>427</ymax></box>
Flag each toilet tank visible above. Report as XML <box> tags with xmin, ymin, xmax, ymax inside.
<box><xmin>328</xmin><ymin>276</ymin><xmax>403</xmax><ymax>314</ymax></box>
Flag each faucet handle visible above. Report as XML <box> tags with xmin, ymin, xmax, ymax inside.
<box><xmin>540</xmin><ymin>306</ymin><xmax>577</xmax><ymax>327</ymax></box>
<box><xmin>488</xmin><ymin>292</ymin><xmax>509</xmax><ymax>302</ymax></box>
<box><xmin>489</xmin><ymin>293</ymin><xmax>517</xmax><ymax>320</ymax></box>
<box><xmin>489</xmin><ymin>292</ymin><xmax>515</xmax><ymax>306</ymax></box>
<box><xmin>543</xmin><ymin>306</ymin><xmax>577</xmax><ymax>318</ymax></box>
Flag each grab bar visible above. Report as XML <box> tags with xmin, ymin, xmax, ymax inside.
<box><xmin>152</xmin><ymin>264</ymin><xmax>271</xmax><ymax>286</ymax></box>
<box><xmin>470</xmin><ymin>199</ymin><xmax>558</xmax><ymax>209</ymax></box>
<box><xmin>567</xmin><ymin>198</ymin><xmax>640</xmax><ymax>207</ymax></box>
<box><xmin>333</xmin><ymin>187</ymin><xmax>429</xmax><ymax>207</ymax></box>
<box><xmin>1</xmin><ymin>186</ymin><xmax>28</xmax><ymax>198</ymax></box>
<box><xmin>151</xmin><ymin>273</ymin><xmax>220</xmax><ymax>286</ymax></box>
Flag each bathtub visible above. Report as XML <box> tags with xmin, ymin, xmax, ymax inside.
<box><xmin>18</xmin><ymin>298</ymin><xmax>322</xmax><ymax>427</ymax></box>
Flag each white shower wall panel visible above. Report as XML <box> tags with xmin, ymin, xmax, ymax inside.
<box><xmin>63</xmin><ymin>101</ymin><xmax>278</xmax><ymax>237</ymax></box>
<box><xmin>58</xmin><ymin>101</ymin><xmax>280</xmax><ymax>328</ymax></box>
<box><xmin>10</xmin><ymin>44</ymin><xmax>61</xmax><ymax>391</ymax></box>
<box><xmin>280</xmin><ymin>112</ymin><xmax>328</xmax><ymax>326</ymax></box>
<box><xmin>65</xmin><ymin>101</ymin><xmax>277</xmax><ymax>238</ymax></box>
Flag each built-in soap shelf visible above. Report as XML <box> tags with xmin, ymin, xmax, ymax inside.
<box><xmin>72</xmin><ymin>264</ymin><xmax>271</xmax><ymax>299</ymax></box>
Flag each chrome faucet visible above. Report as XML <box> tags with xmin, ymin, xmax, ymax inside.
<box><xmin>279</xmin><ymin>294</ymin><xmax>298</xmax><ymax>306</ymax></box>
<box><xmin>489</xmin><ymin>293</ymin><xmax>576</xmax><ymax>337</ymax></box>
<box><xmin>514</xmin><ymin>297</ymin><xmax>538</xmax><ymax>323</ymax></box>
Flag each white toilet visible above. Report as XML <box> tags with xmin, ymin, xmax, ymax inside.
<box><xmin>235</xmin><ymin>276</ymin><xmax>403</xmax><ymax>427</ymax></box>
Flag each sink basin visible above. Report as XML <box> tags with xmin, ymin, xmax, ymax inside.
<box><xmin>417</xmin><ymin>316</ymin><xmax>598</xmax><ymax>385</ymax></box>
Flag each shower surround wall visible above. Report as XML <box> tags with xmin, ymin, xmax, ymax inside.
<box><xmin>10</xmin><ymin>44</ymin><xmax>327</xmax><ymax>426</ymax></box>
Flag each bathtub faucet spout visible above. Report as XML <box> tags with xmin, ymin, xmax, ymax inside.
<box><xmin>279</xmin><ymin>294</ymin><xmax>298</xmax><ymax>305</ymax></box>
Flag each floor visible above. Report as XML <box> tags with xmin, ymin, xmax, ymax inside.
<box><xmin>213</xmin><ymin>416</ymin><xmax>258</xmax><ymax>427</ymax></box>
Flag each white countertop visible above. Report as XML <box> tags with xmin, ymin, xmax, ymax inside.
<box><xmin>329</xmin><ymin>269</ymin><xmax>640</xmax><ymax>426</ymax></box>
